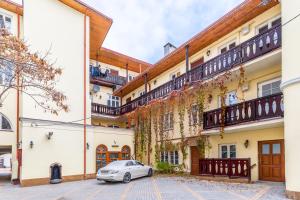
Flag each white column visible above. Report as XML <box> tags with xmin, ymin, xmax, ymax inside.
<box><xmin>281</xmin><ymin>0</ymin><xmax>300</xmax><ymax>199</ymax></box>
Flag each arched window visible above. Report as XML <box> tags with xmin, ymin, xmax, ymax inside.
<box><xmin>96</xmin><ymin>145</ymin><xmax>107</xmax><ymax>171</ymax></box>
<box><xmin>0</xmin><ymin>114</ymin><xmax>12</xmax><ymax>130</ymax></box>
<box><xmin>121</xmin><ymin>145</ymin><xmax>131</xmax><ymax>160</ymax></box>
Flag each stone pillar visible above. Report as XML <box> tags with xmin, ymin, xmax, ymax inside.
<box><xmin>281</xmin><ymin>0</ymin><xmax>300</xmax><ymax>199</ymax></box>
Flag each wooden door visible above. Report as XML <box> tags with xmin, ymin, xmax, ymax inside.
<box><xmin>258</xmin><ymin>140</ymin><xmax>285</xmax><ymax>182</ymax></box>
<box><xmin>190</xmin><ymin>146</ymin><xmax>202</xmax><ymax>175</ymax></box>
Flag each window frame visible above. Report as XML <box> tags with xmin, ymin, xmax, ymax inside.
<box><xmin>0</xmin><ymin>113</ymin><xmax>12</xmax><ymax>131</ymax></box>
<box><xmin>163</xmin><ymin>112</ymin><xmax>174</xmax><ymax>131</ymax></box>
<box><xmin>219</xmin><ymin>144</ymin><xmax>236</xmax><ymax>159</ymax></box>
<box><xmin>0</xmin><ymin>11</ymin><xmax>12</xmax><ymax>32</ymax></box>
<box><xmin>256</xmin><ymin>15</ymin><xmax>281</xmax><ymax>35</ymax></box>
<box><xmin>218</xmin><ymin>90</ymin><xmax>238</xmax><ymax>108</ymax></box>
<box><xmin>160</xmin><ymin>151</ymin><xmax>179</xmax><ymax>165</ymax></box>
<box><xmin>107</xmin><ymin>95</ymin><xmax>120</xmax><ymax>108</ymax></box>
<box><xmin>218</xmin><ymin>39</ymin><xmax>237</xmax><ymax>55</ymax></box>
<box><xmin>257</xmin><ymin>77</ymin><xmax>281</xmax><ymax>98</ymax></box>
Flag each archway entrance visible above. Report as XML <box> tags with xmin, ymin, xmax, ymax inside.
<box><xmin>0</xmin><ymin>146</ymin><xmax>12</xmax><ymax>183</ymax></box>
<box><xmin>96</xmin><ymin>145</ymin><xmax>131</xmax><ymax>172</ymax></box>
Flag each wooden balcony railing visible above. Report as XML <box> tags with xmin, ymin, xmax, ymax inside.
<box><xmin>199</xmin><ymin>158</ymin><xmax>251</xmax><ymax>182</ymax></box>
<box><xmin>91</xmin><ymin>103</ymin><xmax>120</xmax><ymax>116</ymax></box>
<box><xmin>92</xmin><ymin>25</ymin><xmax>281</xmax><ymax>116</ymax></box>
<box><xmin>203</xmin><ymin>93</ymin><xmax>284</xmax><ymax>130</ymax></box>
<box><xmin>91</xmin><ymin>74</ymin><xmax>127</xmax><ymax>86</ymax></box>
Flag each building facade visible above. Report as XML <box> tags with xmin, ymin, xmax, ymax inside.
<box><xmin>1</xmin><ymin>0</ymin><xmax>300</xmax><ymax>199</ymax></box>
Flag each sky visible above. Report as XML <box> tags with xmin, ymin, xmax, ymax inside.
<box><xmin>13</xmin><ymin>0</ymin><xmax>243</xmax><ymax>63</ymax></box>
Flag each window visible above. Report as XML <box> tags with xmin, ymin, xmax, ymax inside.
<box><xmin>218</xmin><ymin>90</ymin><xmax>238</xmax><ymax>107</ymax></box>
<box><xmin>163</xmin><ymin>113</ymin><xmax>173</xmax><ymax>130</ymax></box>
<box><xmin>219</xmin><ymin>144</ymin><xmax>236</xmax><ymax>158</ymax></box>
<box><xmin>190</xmin><ymin>105</ymin><xmax>199</xmax><ymax>125</ymax></box>
<box><xmin>129</xmin><ymin>75</ymin><xmax>135</xmax><ymax>81</ymax></box>
<box><xmin>107</xmin><ymin>95</ymin><xmax>120</xmax><ymax>107</ymax></box>
<box><xmin>161</xmin><ymin>151</ymin><xmax>179</xmax><ymax>165</ymax></box>
<box><xmin>219</xmin><ymin>41</ymin><xmax>236</xmax><ymax>54</ymax></box>
<box><xmin>258</xmin><ymin>78</ymin><xmax>281</xmax><ymax>97</ymax></box>
<box><xmin>256</xmin><ymin>16</ymin><xmax>281</xmax><ymax>35</ymax></box>
<box><xmin>0</xmin><ymin>13</ymin><xmax>12</xmax><ymax>32</ymax></box>
<box><xmin>169</xmin><ymin>71</ymin><xmax>181</xmax><ymax>80</ymax></box>
<box><xmin>0</xmin><ymin>60</ymin><xmax>13</xmax><ymax>85</ymax></box>
<box><xmin>121</xmin><ymin>145</ymin><xmax>131</xmax><ymax>160</ymax></box>
<box><xmin>0</xmin><ymin>114</ymin><xmax>12</xmax><ymax>130</ymax></box>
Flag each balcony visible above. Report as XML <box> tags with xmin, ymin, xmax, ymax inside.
<box><xmin>90</xmin><ymin>67</ymin><xmax>126</xmax><ymax>87</ymax></box>
<box><xmin>92</xmin><ymin>25</ymin><xmax>282</xmax><ymax>116</ymax></box>
<box><xmin>203</xmin><ymin>93</ymin><xmax>284</xmax><ymax>130</ymax></box>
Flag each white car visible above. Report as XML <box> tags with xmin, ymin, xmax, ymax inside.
<box><xmin>96</xmin><ymin>160</ymin><xmax>153</xmax><ymax>183</ymax></box>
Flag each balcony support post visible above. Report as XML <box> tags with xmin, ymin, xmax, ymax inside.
<box><xmin>185</xmin><ymin>45</ymin><xmax>190</xmax><ymax>82</ymax></box>
<box><xmin>126</xmin><ymin>63</ymin><xmax>129</xmax><ymax>83</ymax></box>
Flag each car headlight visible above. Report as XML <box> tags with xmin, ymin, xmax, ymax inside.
<box><xmin>110</xmin><ymin>170</ymin><xmax>119</xmax><ymax>174</ymax></box>
<box><xmin>97</xmin><ymin>169</ymin><xmax>101</xmax><ymax>175</ymax></box>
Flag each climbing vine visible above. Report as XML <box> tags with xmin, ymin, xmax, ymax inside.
<box><xmin>126</xmin><ymin>68</ymin><xmax>246</xmax><ymax>171</ymax></box>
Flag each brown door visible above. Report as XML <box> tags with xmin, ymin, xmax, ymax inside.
<box><xmin>258</xmin><ymin>140</ymin><xmax>285</xmax><ymax>182</ymax></box>
<box><xmin>190</xmin><ymin>146</ymin><xmax>202</xmax><ymax>175</ymax></box>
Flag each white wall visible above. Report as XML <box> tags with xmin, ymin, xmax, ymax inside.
<box><xmin>22</xmin><ymin>0</ymin><xmax>90</xmax><ymax>124</ymax></box>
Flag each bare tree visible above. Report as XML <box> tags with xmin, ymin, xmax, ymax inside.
<box><xmin>0</xmin><ymin>29</ymin><xmax>69</xmax><ymax>115</ymax></box>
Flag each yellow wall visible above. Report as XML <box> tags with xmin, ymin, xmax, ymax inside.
<box><xmin>207</xmin><ymin>127</ymin><xmax>283</xmax><ymax>181</ymax></box>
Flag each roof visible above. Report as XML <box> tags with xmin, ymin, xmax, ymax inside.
<box><xmin>113</xmin><ymin>0</ymin><xmax>279</xmax><ymax>97</ymax></box>
<box><xmin>0</xmin><ymin>0</ymin><xmax>23</xmax><ymax>15</ymax></box>
<box><xmin>97</xmin><ymin>47</ymin><xmax>152</xmax><ymax>73</ymax></box>
<box><xmin>0</xmin><ymin>0</ymin><xmax>113</xmax><ymax>60</ymax></box>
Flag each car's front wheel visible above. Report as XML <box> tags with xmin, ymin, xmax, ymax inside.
<box><xmin>148</xmin><ymin>168</ymin><xmax>153</xmax><ymax>177</ymax></box>
<box><xmin>123</xmin><ymin>172</ymin><xmax>131</xmax><ymax>183</ymax></box>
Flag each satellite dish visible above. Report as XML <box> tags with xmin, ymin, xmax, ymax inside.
<box><xmin>93</xmin><ymin>85</ymin><xmax>100</xmax><ymax>93</ymax></box>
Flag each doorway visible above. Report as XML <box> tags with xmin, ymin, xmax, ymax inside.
<box><xmin>0</xmin><ymin>146</ymin><xmax>12</xmax><ymax>183</ymax></box>
<box><xmin>258</xmin><ymin>140</ymin><xmax>285</xmax><ymax>182</ymax></box>
<box><xmin>190</xmin><ymin>146</ymin><xmax>203</xmax><ymax>175</ymax></box>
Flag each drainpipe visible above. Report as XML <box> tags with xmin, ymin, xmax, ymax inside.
<box><xmin>83</xmin><ymin>12</ymin><xmax>87</xmax><ymax>180</ymax></box>
<box><xmin>16</xmin><ymin>13</ymin><xmax>21</xmax><ymax>183</ymax></box>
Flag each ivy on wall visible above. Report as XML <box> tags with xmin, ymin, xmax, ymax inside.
<box><xmin>126</xmin><ymin>66</ymin><xmax>246</xmax><ymax>171</ymax></box>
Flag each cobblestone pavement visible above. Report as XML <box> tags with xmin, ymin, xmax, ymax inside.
<box><xmin>0</xmin><ymin>176</ymin><xmax>290</xmax><ymax>200</ymax></box>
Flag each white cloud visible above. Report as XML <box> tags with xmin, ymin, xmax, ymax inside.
<box><xmin>84</xmin><ymin>0</ymin><xmax>243</xmax><ymax>63</ymax></box>
<box><xmin>11</xmin><ymin>0</ymin><xmax>243</xmax><ymax>63</ymax></box>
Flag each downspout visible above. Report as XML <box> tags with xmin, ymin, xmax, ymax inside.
<box><xmin>83</xmin><ymin>12</ymin><xmax>87</xmax><ymax>179</ymax></box>
<box><xmin>16</xmin><ymin>13</ymin><xmax>21</xmax><ymax>183</ymax></box>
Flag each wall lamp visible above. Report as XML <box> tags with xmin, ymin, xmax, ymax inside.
<box><xmin>86</xmin><ymin>143</ymin><xmax>90</xmax><ymax>150</ymax></box>
<box><xmin>30</xmin><ymin>141</ymin><xmax>34</xmax><ymax>149</ymax></box>
<box><xmin>244</xmin><ymin>139</ymin><xmax>249</xmax><ymax>148</ymax></box>
<box><xmin>47</xmin><ymin>132</ymin><xmax>54</xmax><ymax>140</ymax></box>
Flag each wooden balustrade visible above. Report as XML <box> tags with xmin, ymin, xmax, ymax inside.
<box><xmin>203</xmin><ymin>93</ymin><xmax>284</xmax><ymax>129</ymax></box>
<box><xmin>92</xmin><ymin>26</ymin><xmax>282</xmax><ymax>116</ymax></box>
<box><xmin>199</xmin><ymin>158</ymin><xmax>251</xmax><ymax>182</ymax></box>
<box><xmin>91</xmin><ymin>103</ymin><xmax>120</xmax><ymax>116</ymax></box>
<box><xmin>91</xmin><ymin>74</ymin><xmax>127</xmax><ymax>86</ymax></box>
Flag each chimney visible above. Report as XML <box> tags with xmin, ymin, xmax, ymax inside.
<box><xmin>164</xmin><ymin>43</ymin><xmax>176</xmax><ymax>56</ymax></box>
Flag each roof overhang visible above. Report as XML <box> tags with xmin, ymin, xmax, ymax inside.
<box><xmin>0</xmin><ymin>0</ymin><xmax>112</xmax><ymax>60</ymax></box>
<box><xmin>0</xmin><ymin>0</ymin><xmax>23</xmax><ymax>15</ymax></box>
<box><xmin>113</xmin><ymin>0</ymin><xmax>279</xmax><ymax>97</ymax></box>
<box><xmin>96</xmin><ymin>47</ymin><xmax>152</xmax><ymax>73</ymax></box>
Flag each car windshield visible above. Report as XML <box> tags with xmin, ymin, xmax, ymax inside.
<box><xmin>106</xmin><ymin>161</ymin><xmax>127</xmax><ymax>167</ymax></box>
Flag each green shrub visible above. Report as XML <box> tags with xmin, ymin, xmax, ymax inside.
<box><xmin>156</xmin><ymin>162</ymin><xmax>173</xmax><ymax>173</ymax></box>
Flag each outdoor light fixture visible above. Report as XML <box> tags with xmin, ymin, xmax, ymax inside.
<box><xmin>30</xmin><ymin>141</ymin><xmax>34</xmax><ymax>148</ymax></box>
<box><xmin>47</xmin><ymin>132</ymin><xmax>54</xmax><ymax>140</ymax></box>
<box><xmin>244</xmin><ymin>139</ymin><xmax>249</xmax><ymax>148</ymax></box>
<box><xmin>206</xmin><ymin>50</ymin><xmax>211</xmax><ymax>57</ymax></box>
<box><xmin>86</xmin><ymin>142</ymin><xmax>90</xmax><ymax>150</ymax></box>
